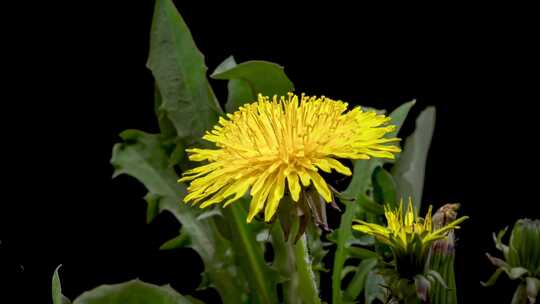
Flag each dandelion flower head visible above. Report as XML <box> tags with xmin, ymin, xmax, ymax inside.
<box><xmin>180</xmin><ymin>93</ymin><xmax>401</xmax><ymax>222</ymax></box>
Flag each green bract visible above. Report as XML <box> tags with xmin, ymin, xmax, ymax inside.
<box><xmin>482</xmin><ymin>219</ymin><xmax>540</xmax><ymax>304</ymax></box>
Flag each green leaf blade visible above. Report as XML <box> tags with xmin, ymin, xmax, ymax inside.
<box><xmin>344</xmin><ymin>258</ymin><xmax>378</xmax><ymax>301</ymax></box>
<box><xmin>110</xmin><ymin>130</ymin><xmax>247</xmax><ymax>304</ymax></box>
<box><xmin>147</xmin><ymin>0</ymin><xmax>221</xmax><ymax>140</ymax></box>
<box><xmin>73</xmin><ymin>280</ymin><xmax>195</xmax><ymax>304</ymax></box>
<box><xmin>387</xmin><ymin>100</ymin><xmax>416</xmax><ymax>138</ymax></box>
<box><xmin>211</xmin><ymin>56</ymin><xmax>294</xmax><ymax>112</ymax></box>
<box><xmin>223</xmin><ymin>201</ymin><xmax>278</xmax><ymax>304</ymax></box>
<box><xmin>392</xmin><ymin>107</ymin><xmax>436</xmax><ymax>211</ymax></box>
<box><xmin>52</xmin><ymin>265</ymin><xmax>70</xmax><ymax>304</ymax></box>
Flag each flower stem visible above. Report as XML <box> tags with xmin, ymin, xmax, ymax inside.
<box><xmin>271</xmin><ymin>215</ymin><xmax>321</xmax><ymax>304</ymax></box>
<box><xmin>293</xmin><ymin>234</ymin><xmax>321</xmax><ymax>304</ymax></box>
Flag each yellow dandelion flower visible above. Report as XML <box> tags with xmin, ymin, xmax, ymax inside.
<box><xmin>179</xmin><ymin>93</ymin><xmax>401</xmax><ymax>223</ymax></box>
<box><xmin>353</xmin><ymin>199</ymin><xmax>468</xmax><ymax>256</ymax></box>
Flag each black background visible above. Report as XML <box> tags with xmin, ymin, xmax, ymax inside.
<box><xmin>1</xmin><ymin>1</ymin><xmax>538</xmax><ymax>303</ymax></box>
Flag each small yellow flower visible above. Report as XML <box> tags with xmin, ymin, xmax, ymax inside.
<box><xmin>353</xmin><ymin>199</ymin><xmax>468</xmax><ymax>256</ymax></box>
<box><xmin>180</xmin><ymin>93</ymin><xmax>401</xmax><ymax>222</ymax></box>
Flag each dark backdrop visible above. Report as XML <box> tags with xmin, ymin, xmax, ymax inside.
<box><xmin>1</xmin><ymin>1</ymin><xmax>538</xmax><ymax>303</ymax></box>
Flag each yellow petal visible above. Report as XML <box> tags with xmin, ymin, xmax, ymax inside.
<box><xmin>286</xmin><ymin>171</ymin><xmax>301</xmax><ymax>202</ymax></box>
<box><xmin>264</xmin><ymin>168</ymin><xmax>286</xmax><ymax>221</ymax></box>
<box><xmin>326</xmin><ymin>158</ymin><xmax>352</xmax><ymax>176</ymax></box>
<box><xmin>306</xmin><ymin>170</ymin><xmax>332</xmax><ymax>202</ymax></box>
<box><xmin>298</xmin><ymin>168</ymin><xmax>311</xmax><ymax>187</ymax></box>
<box><xmin>247</xmin><ymin>173</ymin><xmax>275</xmax><ymax>222</ymax></box>
<box><xmin>313</xmin><ymin>158</ymin><xmax>332</xmax><ymax>173</ymax></box>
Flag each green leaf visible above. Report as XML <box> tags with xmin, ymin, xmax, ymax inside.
<box><xmin>331</xmin><ymin>200</ymin><xmax>360</xmax><ymax>304</ymax></box>
<box><xmin>364</xmin><ymin>271</ymin><xmax>386</xmax><ymax>304</ymax></box>
<box><xmin>222</xmin><ymin>201</ymin><xmax>278</xmax><ymax>304</ymax></box>
<box><xmin>372</xmin><ymin>167</ymin><xmax>398</xmax><ymax>208</ymax></box>
<box><xmin>210</xmin><ymin>56</ymin><xmax>252</xmax><ymax>113</ymax></box>
<box><xmin>144</xmin><ymin>193</ymin><xmax>161</xmax><ymax>224</ymax></box>
<box><xmin>347</xmin><ymin>247</ymin><xmax>378</xmax><ymax>260</ymax></box>
<box><xmin>147</xmin><ymin>0</ymin><xmax>221</xmax><ymax>141</ymax></box>
<box><xmin>387</xmin><ymin>100</ymin><xmax>416</xmax><ymax>138</ymax></box>
<box><xmin>52</xmin><ymin>265</ymin><xmax>71</xmax><ymax>304</ymax></box>
<box><xmin>333</xmin><ymin>159</ymin><xmax>380</xmax><ymax>304</ymax></box>
<box><xmin>111</xmin><ymin>130</ymin><xmax>247</xmax><ymax>304</ymax></box>
<box><xmin>331</xmin><ymin>102</ymin><xmax>415</xmax><ymax>304</ymax></box>
<box><xmin>392</xmin><ymin>107</ymin><xmax>436</xmax><ymax>211</ymax></box>
<box><xmin>160</xmin><ymin>229</ymin><xmax>191</xmax><ymax>250</ymax></box>
<box><xmin>340</xmin><ymin>159</ymin><xmax>381</xmax><ymax>201</ymax></box>
<box><xmin>306</xmin><ymin>222</ymin><xmax>331</xmax><ymax>284</ymax></box>
<box><xmin>72</xmin><ymin>279</ymin><xmax>196</xmax><ymax>304</ymax></box>
<box><xmin>357</xmin><ymin>193</ymin><xmax>384</xmax><ymax>215</ymax></box>
<box><xmin>211</xmin><ymin>56</ymin><xmax>294</xmax><ymax>112</ymax></box>
<box><xmin>153</xmin><ymin>85</ymin><xmax>177</xmax><ymax>139</ymax></box>
<box><xmin>344</xmin><ymin>258</ymin><xmax>378</xmax><ymax>301</ymax></box>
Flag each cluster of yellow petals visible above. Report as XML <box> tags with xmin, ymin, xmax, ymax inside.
<box><xmin>353</xmin><ymin>199</ymin><xmax>468</xmax><ymax>250</ymax></box>
<box><xmin>180</xmin><ymin>93</ymin><xmax>401</xmax><ymax>222</ymax></box>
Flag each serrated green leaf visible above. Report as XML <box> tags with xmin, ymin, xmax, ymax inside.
<box><xmin>144</xmin><ymin>193</ymin><xmax>161</xmax><ymax>224</ymax></box>
<box><xmin>160</xmin><ymin>229</ymin><xmax>191</xmax><ymax>250</ymax></box>
<box><xmin>167</xmin><ymin>141</ymin><xmax>185</xmax><ymax>168</ymax></box>
<box><xmin>147</xmin><ymin>0</ymin><xmax>221</xmax><ymax>141</ymax></box>
<box><xmin>211</xmin><ymin>56</ymin><xmax>294</xmax><ymax>112</ymax></box>
<box><xmin>357</xmin><ymin>193</ymin><xmax>384</xmax><ymax>215</ymax></box>
<box><xmin>347</xmin><ymin>247</ymin><xmax>378</xmax><ymax>260</ymax></box>
<box><xmin>344</xmin><ymin>258</ymin><xmax>378</xmax><ymax>301</ymax></box>
<box><xmin>306</xmin><ymin>222</ymin><xmax>330</xmax><ymax>285</ymax></box>
<box><xmin>341</xmin><ymin>266</ymin><xmax>357</xmax><ymax>280</ymax></box>
<box><xmin>364</xmin><ymin>271</ymin><xmax>386</xmax><ymax>304</ymax></box>
<box><xmin>111</xmin><ymin>130</ymin><xmax>247</xmax><ymax>303</ymax></box>
<box><xmin>73</xmin><ymin>280</ymin><xmax>196</xmax><ymax>304</ymax></box>
<box><xmin>333</xmin><ymin>159</ymin><xmax>379</xmax><ymax>304</ymax></box>
<box><xmin>392</xmin><ymin>107</ymin><xmax>436</xmax><ymax>212</ymax></box>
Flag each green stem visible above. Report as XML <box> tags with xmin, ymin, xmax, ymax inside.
<box><xmin>271</xmin><ymin>216</ymin><xmax>320</xmax><ymax>304</ymax></box>
<box><xmin>270</xmin><ymin>224</ymin><xmax>299</xmax><ymax>304</ymax></box>
<box><xmin>294</xmin><ymin>234</ymin><xmax>321</xmax><ymax>304</ymax></box>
